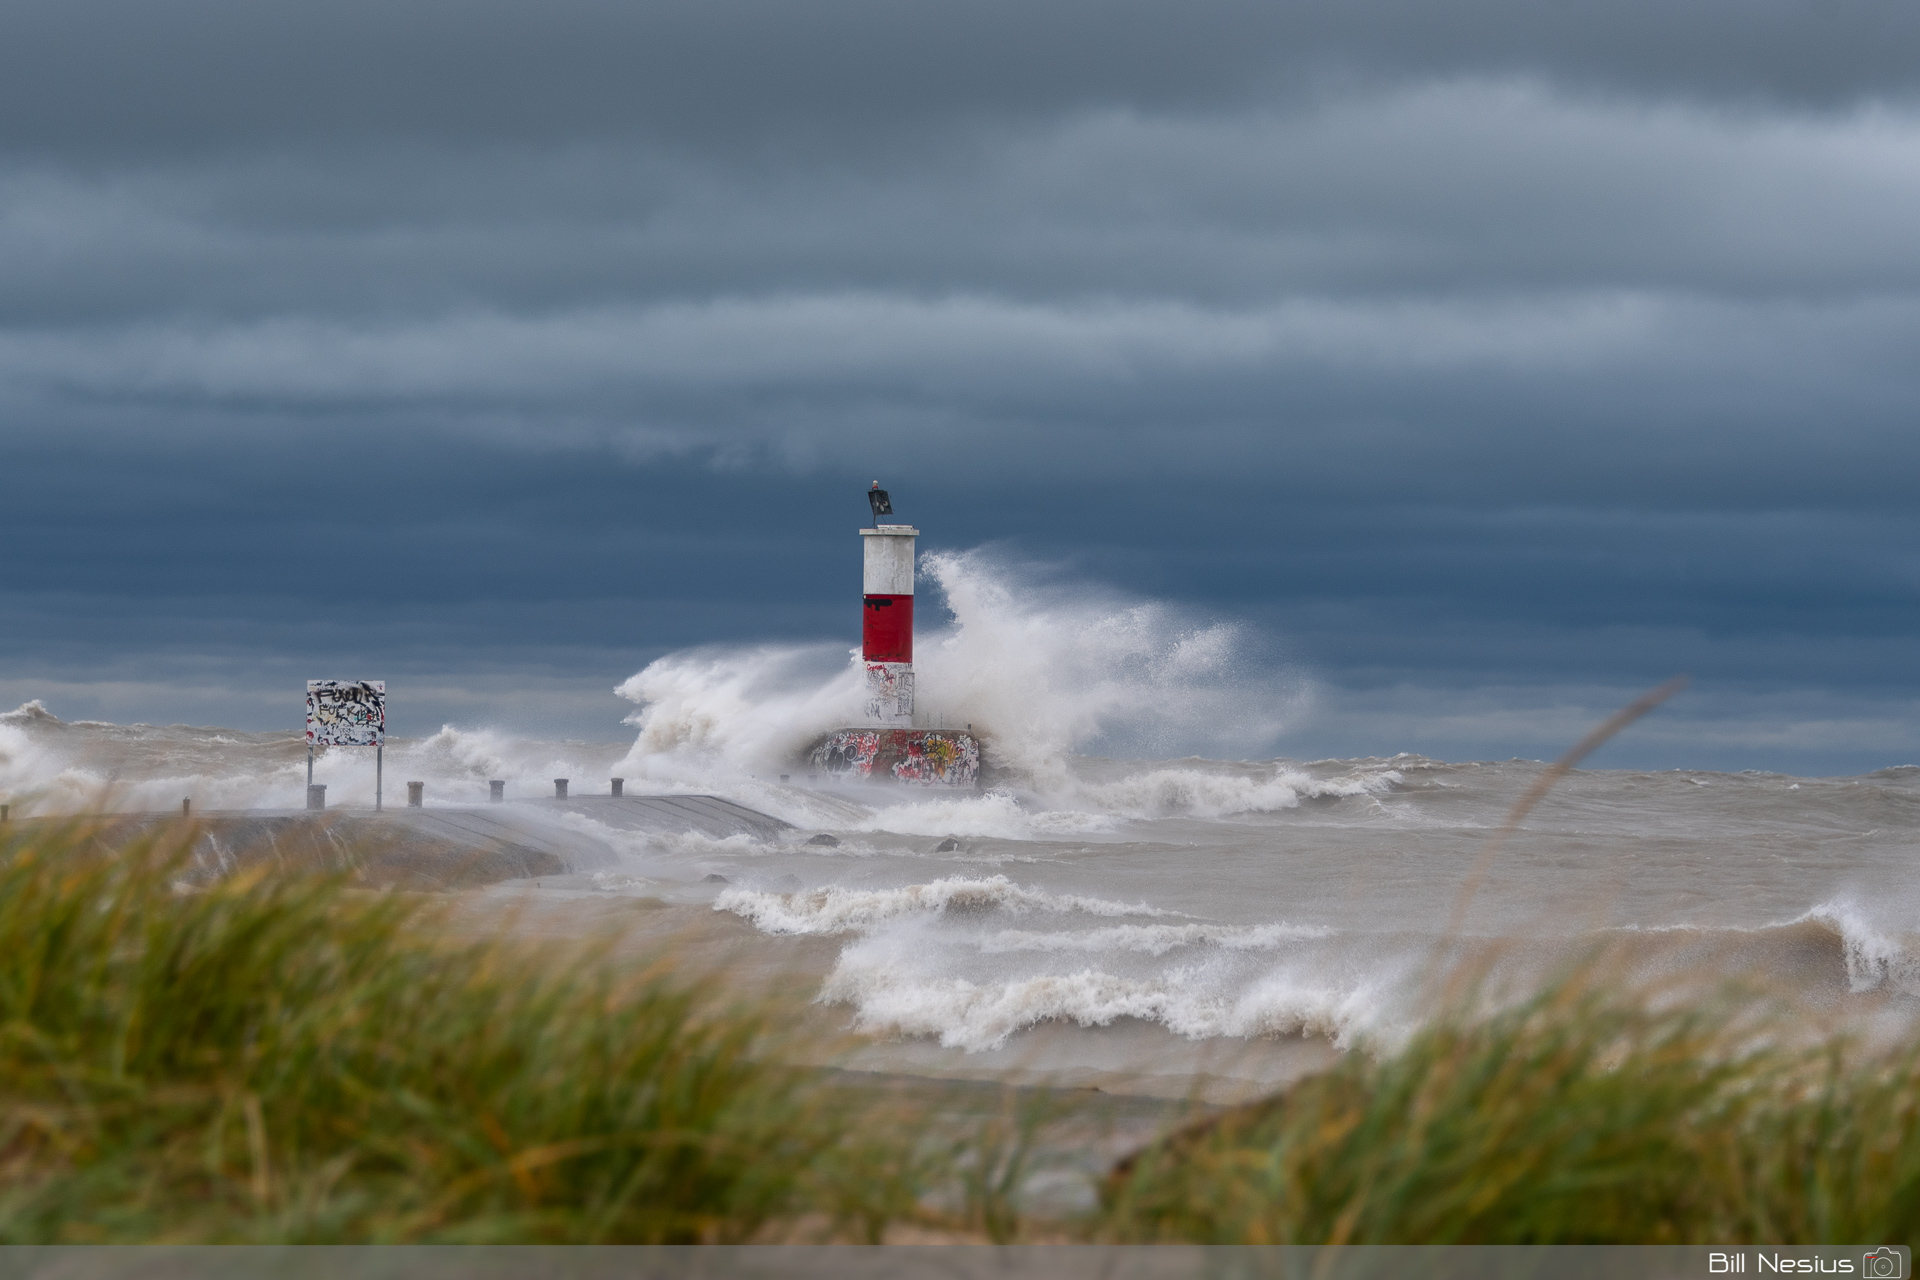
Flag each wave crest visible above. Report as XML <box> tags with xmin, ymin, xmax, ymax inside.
<box><xmin>715</xmin><ymin>874</ymin><xmax>1171</xmax><ymax>936</ymax></box>
<box><xmin>1070</xmin><ymin>764</ymin><xmax>1400</xmax><ymax>820</ymax></box>
<box><xmin>1796</xmin><ymin>901</ymin><xmax>1920</xmax><ymax>995</ymax></box>
<box><xmin>820</xmin><ymin>936</ymin><xmax>1405</xmax><ymax>1052</ymax></box>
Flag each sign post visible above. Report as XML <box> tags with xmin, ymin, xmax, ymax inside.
<box><xmin>305</xmin><ymin>680</ymin><xmax>387</xmax><ymax>810</ymax></box>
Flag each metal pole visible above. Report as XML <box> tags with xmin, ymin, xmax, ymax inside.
<box><xmin>376</xmin><ymin>745</ymin><xmax>383</xmax><ymax>812</ymax></box>
<box><xmin>307</xmin><ymin>743</ymin><xmax>313</xmax><ymax>788</ymax></box>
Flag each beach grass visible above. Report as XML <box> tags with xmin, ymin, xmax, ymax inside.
<box><xmin>0</xmin><ymin>817</ymin><xmax>1915</xmax><ymax>1245</ymax></box>
<box><xmin>0</xmin><ymin>817</ymin><xmax>928</xmax><ymax>1243</ymax></box>
<box><xmin>1097</xmin><ymin>966</ymin><xmax>1920</xmax><ymax>1245</ymax></box>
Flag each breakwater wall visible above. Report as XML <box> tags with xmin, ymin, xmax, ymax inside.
<box><xmin>5</xmin><ymin>794</ymin><xmax>791</xmax><ymax>891</ymax></box>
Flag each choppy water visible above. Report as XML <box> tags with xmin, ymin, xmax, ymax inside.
<box><xmin>6</xmin><ymin>704</ymin><xmax>1917</xmax><ymax>1064</ymax></box>
<box><xmin>4</xmin><ymin>552</ymin><xmax>1917</xmax><ymax>1069</ymax></box>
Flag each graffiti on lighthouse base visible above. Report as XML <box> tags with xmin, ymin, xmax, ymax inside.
<box><xmin>864</xmin><ymin>662</ymin><xmax>914</xmax><ymax>727</ymax></box>
<box><xmin>808</xmin><ymin>728</ymin><xmax>980</xmax><ymax>788</ymax></box>
<box><xmin>890</xmin><ymin>732</ymin><xmax>979</xmax><ymax>785</ymax></box>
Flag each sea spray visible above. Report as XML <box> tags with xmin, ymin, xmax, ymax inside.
<box><xmin>816</xmin><ymin>924</ymin><xmax>1414</xmax><ymax>1052</ymax></box>
<box><xmin>716</xmin><ymin>874</ymin><xmax>1175</xmax><ymax>935</ymax></box>
<box><xmin>4</xmin><ymin>551</ymin><xmax>1919</xmax><ymax>1074</ymax></box>
<box><xmin>614</xmin><ymin>644</ymin><xmax>866</xmax><ymax>784</ymax></box>
<box><xmin>1799</xmin><ymin>899</ymin><xmax>1920</xmax><ymax>995</ymax></box>
<box><xmin>612</xmin><ymin>552</ymin><xmax>1307</xmax><ymax>792</ymax></box>
<box><xmin>1067</xmin><ymin>762</ymin><xmax>1398</xmax><ymax>821</ymax></box>
<box><xmin>0</xmin><ymin>703</ymin><xmax>631</xmax><ymax>813</ymax></box>
<box><xmin>909</xmin><ymin>550</ymin><xmax>1302</xmax><ymax>789</ymax></box>
<box><xmin>717</xmin><ymin>874</ymin><xmax>1413</xmax><ymax>1052</ymax></box>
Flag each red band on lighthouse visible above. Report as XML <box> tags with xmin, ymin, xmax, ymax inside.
<box><xmin>860</xmin><ymin>517</ymin><xmax>917</xmax><ymax>727</ymax></box>
<box><xmin>862</xmin><ymin>595</ymin><xmax>914</xmax><ymax>663</ymax></box>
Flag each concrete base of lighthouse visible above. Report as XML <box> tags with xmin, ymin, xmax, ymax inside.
<box><xmin>807</xmin><ymin>728</ymin><xmax>981</xmax><ymax>789</ymax></box>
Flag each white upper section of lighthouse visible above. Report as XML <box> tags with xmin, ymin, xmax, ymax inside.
<box><xmin>860</xmin><ymin>525</ymin><xmax>918</xmax><ymax>595</ymax></box>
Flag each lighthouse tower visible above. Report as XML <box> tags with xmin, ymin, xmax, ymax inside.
<box><xmin>861</xmin><ymin>483</ymin><xmax>916</xmax><ymax>727</ymax></box>
<box><xmin>803</xmin><ymin>484</ymin><xmax>980</xmax><ymax>787</ymax></box>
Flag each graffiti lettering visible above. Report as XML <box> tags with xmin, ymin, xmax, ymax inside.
<box><xmin>306</xmin><ymin>679</ymin><xmax>387</xmax><ymax>747</ymax></box>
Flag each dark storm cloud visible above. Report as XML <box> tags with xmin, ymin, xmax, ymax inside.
<box><xmin>5</xmin><ymin>0</ymin><xmax>1920</xmax><ymax>160</ymax></box>
<box><xmin>8</xmin><ymin>284</ymin><xmax>1917</xmax><ymax>512</ymax></box>
<box><xmin>2</xmin><ymin>0</ymin><xmax>1918</xmax><ymax>768</ymax></box>
<box><xmin>7</xmin><ymin>84</ymin><xmax>1920</xmax><ymax>325</ymax></box>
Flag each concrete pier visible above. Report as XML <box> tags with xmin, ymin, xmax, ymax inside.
<box><xmin>7</xmin><ymin>793</ymin><xmax>792</xmax><ymax>891</ymax></box>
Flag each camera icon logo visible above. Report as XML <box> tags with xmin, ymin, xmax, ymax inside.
<box><xmin>1864</xmin><ymin>1247</ymin><xmax>1903</xmax><ymax>1279</ymax></box>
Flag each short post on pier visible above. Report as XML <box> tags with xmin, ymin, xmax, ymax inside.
<box><xmin>407</xmin><ymin>781</ymin><xmax>424</xmax><ymax>808</ymax></box>
<box><xmin>611</xmin><ymin>778</ymin><xmax>624</xmax><ymax>797</ymax></box>
<box><xmin>307</xmin><ymin>784</ymin><xmax>327</xmax><ymax>811</ymax></box>
<box><xmin>489</xmin><ymin>780</ymin><xmax>505</xmax><ymax>803</ymax></box>
<box><xmin>554</xmin><ymin>779</ymin><xmax>569</xmax><ymax>799</ymax></box>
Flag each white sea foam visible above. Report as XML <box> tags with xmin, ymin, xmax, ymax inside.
<box><xmin>611</xmin><ymin>552</ymin><xmax>1309</xmax><ymax>797</ymax></box>
<box><xmin>719</xmin><ymin>865</ymin><xmax>1402</xmax><ymax>1052</ymax></box>
<box><xmin>822</xmin><ymin>962</ymin><xmax>1189</xmax><ymax>1051</ymax></box>
<box><xmin>1798</xmin><ymin>900</ymin><xmax>1920</xmax><ymax>995</ymax></box>
<box><xmin>555</xmin><ymin>810</ymin><xmax>767</xmax><ymax>859</ymax></box>
<box><xmin>904</xmin><ymin>551</ymin><xmax>1306</xmax><ymax>789</ymax></box>
<box><xmin>1066</xmin><ymin>764</ymin><xmax>1399</xmax><ymax>821</ymax></box>
<box><xmin>5</xmin><ymin>542</ymin><xmax>1918</xmax><ymax>1074</ymax></box>
<box><xmin>819</xmin><ymin>929</ymin><xmax>1414</xmax><ymax>1052</ymax></box>
<box><xmin>715</xmin><ymin>874</ymin><xmax>1173</xmax><ymax>936</ymax></box>
<box><xmin>971</xmin><ymin>921</ymin><xmax>1333</xmax><ymax>956</ymax></box>
<box><xmin>589</xmin><ymin>871</ymin><xmax>656</xmax><ymax>893</ymax></box>
<box><xmin>0</xmin><ymin>703</ymin><xmax>634</xmax><ymax>813</ymax></box>
<box><xmin>612</xmin><ymin>644</ymin><xmax>865</xmax><ymax>786</ymax></box>
<box><xmin>0</xmin><ymin>702</ymin><xmax>292</xmax><ymax>812</ymax></box>
<box><xmin>405</xmin><ymin>724</ymin><xmax>619</xmax><ymax>789</ymax></box>
<box><xmin>851</xmin><ymin>789</ymin><xmax>1115</xmax><ymax>839</ymax></box>
<box><xmin>835</xmin><ymin>764</ymin><xmax>1403</xmax><ymax>837</ymax></box>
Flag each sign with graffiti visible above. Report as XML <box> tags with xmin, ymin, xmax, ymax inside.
<box><xmin>306</xmin><ymin>680</ymin><xmax>386</xmax><ymax>747</ymax></box>
<box><xmin>809</xmin><ymin>728</ymin><xmax>979</xmax><ymax>788</ymax></box>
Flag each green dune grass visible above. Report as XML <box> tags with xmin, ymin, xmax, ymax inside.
<box><xmin>1099</xmin><ymin>969</ymin><xmax>1920</xmax><ymax>1245</ymax></box>
<box><xmin>0</xmin><ymin>817</ymin><xmax>1914</xmax><ymax>1245</ymax></box>
<box><xmin>0</xmin><ymin>818</ymin><xmax>912</xmax><ymax>1242</ymax></box>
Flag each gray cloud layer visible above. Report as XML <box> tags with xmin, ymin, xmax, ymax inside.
<box><xmin>2</xmin><ymin>0</ymin><xmax>1917</xmax><ymax>769</ymax></box>
<box><xmin>8</xmin><ymin>0</ymin><xmax>1920</xmax><ymax>159</ymax></box>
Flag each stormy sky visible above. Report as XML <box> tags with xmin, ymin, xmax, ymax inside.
<box><xmin>4</xmin><ymin>0</ymin><xmax>1919</xmax><ymax>772</ymax></box>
